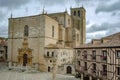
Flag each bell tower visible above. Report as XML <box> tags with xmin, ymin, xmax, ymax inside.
<box><xmin>71</xmin><ymin>6</ymin><xmax>86</xmax><ymax>45</ymax></box>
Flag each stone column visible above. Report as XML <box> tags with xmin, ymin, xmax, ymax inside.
<box><xmin>80</xmin><ymin>74</ymin><xmax>83</xmax><ymax>80</ymax></box>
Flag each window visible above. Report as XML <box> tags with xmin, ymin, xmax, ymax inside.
<box><xmin>68</xmin><ymin>19</ymin><xmax>70</xmax><ymax>25</ymax></box>
<box><xmin>0</xmin><ymin>56</ymin><xmax>3</xmax><ymax>59</ymax></box>
<box><xmin>116</xmin><ymin>51</ymin><xmax>120</xmax><ymax>58</ymax></box>
<box><xmin>84</xmin><ymin>62</ymin><xmax>87</xmax><ymax>70</ymax></box>
<box><xmin>50</xmin><ymin>60</ymin><xmax>52</xmax><ymax>63</ymax></box>
<box><xmin>92</xmin><ymin>63</ymin><xmax>96</xmax><ymax>73</ymax></box>
<box><xmin>52</xmin><ymin>52</ymin><xmax>54</xmax><ymax>57</ymax></box>
<box><xmin>93</xmin><ymin>63</ymin><xmax>96</xmax><ymax>70</ymax></box>
<box><xmin>117</xmin><ymin>67</ymin><xmax>120</xmax><ymax>75</ymax></box>
<box><xmin>47</xmin><ymin>52</ymin><xmax>49</xmax><ymax>56</ymax></box>
<box><xmin>74</xmin><ymin>11</ymin><xmax>76</xmax><ymax>16</ymax></box>
<box><xmin>101</xmin><ymin>50</ymin><xmax>107</xmax><ymax>60</ymax></box>
<box><xmin>77</xmin><ymin>34</ymin><xmax>79</xmax><ymax>41</ymax></box>
<box><xmin>92</xmin><ymin>50</ymin><xmax>96</xmax><ymax>60</ymax></box>
<box><xmin>102</xmin><ymin>65</ymin><xmax>107</xmax><ymax>76</ymax></box>
<box><xmin>78</xmin><ymin>10</ymin><xmax>80</xmax><ymax>17</ymax></box>
<box><xmin>24</xmin><ymin>25</ymin><xmax>29</xmax><ymax>36</ymax></box>
<box><xmin>78</xmin><ymin>61</ymin><xmax>80</xmax><ymax>66</ymax></box>
<box><xmin>103</xmin><ymin>51</ymin><xmax>107</xmax><ymax>56</ymax></box>
<box><xmin>77</xmin><ymin>50</ymin><xmax>81</xmax><ymax>56</ymax></box>
<box><xmin>52</xmin><ymin>26</ymin><xmax>54</xmax><ymax>37</ymax></box>
<box><xmin>83</xmin><ymin>51</ymin><xmax>87</xmax><ymax>59</ymax></box>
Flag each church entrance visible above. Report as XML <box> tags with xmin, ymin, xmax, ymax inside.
<box><xmin>23</xmin><ymin>54</ymin><xmax>28</xmax><ymax>66</ymax></box>
<box><xmin>66</xmin><ymin>66</ymin><xmax>72</xmax><ymax>74</ymax></box>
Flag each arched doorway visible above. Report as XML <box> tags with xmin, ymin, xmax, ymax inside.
<box><xmin>23</xmin><ymin>54</ymin><xmax>28</xmax><ymax>66</ymax></box>
<box><xmin>48</xmin><ymin>66</ymin><xmax>51</xmax><ymax>72</ymax></box>
<box><xmin>66</xmin><ymin>66</ymin><xmax>72</xmax><ymax>74</ymax></box>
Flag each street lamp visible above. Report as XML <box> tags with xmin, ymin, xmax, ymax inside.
<box><xmin>52</xmin><ymin>53</ymin><xmax>58</xmax><ymax>80</ymax></box>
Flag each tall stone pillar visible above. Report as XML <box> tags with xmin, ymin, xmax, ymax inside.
<box><xmin>80</xmin><ymin>74</ymin><xmax>83</xmax><ymax>80</ymax></box>
<box><xmin>8</xmin><ymin>61</ymin><xmax>12</xmax><ymax>69</ymax></box>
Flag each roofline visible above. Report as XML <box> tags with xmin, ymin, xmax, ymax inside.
<box><xmin>75</xmin><ymin>46</ymin><xmax>120</xmax><ymax>49</ymax></box>
<box><xmin>8</xmin><ymin>14</ymin><xmax>40</xmax><ymax>19</ymax></box>
<box><xmin>47</xmin><ymin>11</ymin><xmax>70</xmax><ymax>16</ymax></box>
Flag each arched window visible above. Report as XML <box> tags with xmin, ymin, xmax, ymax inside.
<box><xmin>52</xmin><ymin>26</ymin><xmax>54</xmax><ymax>37</ymax></box>
<box><xmin>24</xmin><ymin>25</ymin><xmax>29</xmax><ymax>36</ymax></box>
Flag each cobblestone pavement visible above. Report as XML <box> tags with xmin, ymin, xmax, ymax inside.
<box><xmin>0</xmin><ymin>62</ymin><xmax>79</xmax><ymax>80</ymax></box>
<box><xmin>0</xmin><ymin>70</ymin><xmax>79</xmax><ymax>80</ymax></box>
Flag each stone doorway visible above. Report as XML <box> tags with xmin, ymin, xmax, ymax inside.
<box><xmin>66</xmin><ymin>66</ymin><xmax>72</xmax><ymax>74</ymax></box>
<box><xmin>18</xmin><ymin>38</ymin><xmax>33</xmax><ymax>66</ymax></box>
<box><xmin>23</xmin><ymin>54</ymin><xmax>28</xmax><ymax>66</ymax></box>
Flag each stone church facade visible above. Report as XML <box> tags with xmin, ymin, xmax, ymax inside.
<box><xmin>8</xmin><ymin>7</ymin><xmax>86</xmax><ymax>73</ymax></box>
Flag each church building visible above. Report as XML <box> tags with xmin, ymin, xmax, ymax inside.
<box><xmin>8</xmin><ymin>7</ymin><xmax>86</xmax><ymax>73</ymax></box>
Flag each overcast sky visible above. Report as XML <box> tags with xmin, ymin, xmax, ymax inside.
<box><xmin>0</xmin><ymin>0</ymin><xmax>120</xmax><ymax>43</ymax></box>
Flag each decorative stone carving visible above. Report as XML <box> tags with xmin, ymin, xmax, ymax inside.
<box><xmin>18</xmin><ymin>38</ymin><xmax>33</xmax><ymax>66</ymax></box>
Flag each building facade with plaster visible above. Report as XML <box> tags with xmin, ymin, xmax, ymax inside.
<box><xmin>75</xmin><ymin>32</ymin><xmax>120</xmax><ymax>80</ymax></box>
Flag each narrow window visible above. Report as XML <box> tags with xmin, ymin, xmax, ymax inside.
<box><xmin>74</xmin><ymin>11</ymin><xmax>76</xmax><ymax>16</ymax></box>
<box><xmin>92</xmin><ymin>63</ymin><xmax>96</xmax><ymax>73</ymax></box>
<box><xmin>52</xmin><ymin>52</ymin><xmax>54</xmax><ymax>57</ymax></box>
<box><xmin>47</xmin><ymin>52</ymin><xmax>49</xmax><ymax>56</ymax></box>
<box><xmin>116</xmin><ymin>51</ymin><xmax>120</xmax><ymax>58</ymax></box>
<box><xmin>68</xmin><ymin>19</ymin><xmax>70</xmax><ymax>25</ymax></box>
<box><xmin>102</xmin><ymin>65</ymin><xmax>107</xmax><ymax>76</ymax></box>
<box><xmin>84</xmin><ymin>62</ymin><xmax>87</xmax><ymax>70</ymax></box>
<box><xmin>101</xmin><ymin>50</ymin><xmax>107</xmax><ymax>60</ymax></box>
<box><xmin>52</xmin><ymin>26</ymin><xmax>54</xmax><ymax>37</ymax></box>
<box><xmin>92</xmin><ymin>50</ymin><xmax>96</xmax><ymax>60</ymax></box>
<box><xmin>77</xmin><ymin>50</ymin><xmax>81</xmax><ymax>56</ymax></box>
<box><xmin>77</xmin><ymin>34</ymin><xmax>79</xmax><ymax>41</ymax></box>
<box><xmin>83</xmin><ymin>51</ymin><xmax>87</xmax><ymax>59</ymax></box>
<box><xmin>24</xmin><ymin>25</ymin><xmax>29</xmax><ymax>36</ymax></box>
<box><xmin>117</xmin><ymin>67</ymin><xmax>120</xmax><ymax>75</ymax></box>
<box><xmin>78</xmin><ymin>10</ymin><xmax>80</xmax><ymax>17</ymax></box>
<box><xmin>78</xmin><ymin>61</ymin><xmax>80</xmax><ymax>65</ymax></box>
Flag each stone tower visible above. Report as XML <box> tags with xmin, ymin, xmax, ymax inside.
<box><xmin>71</xmin><ymin>7</ymin><xmax>86</xmax><ymax>46</ymax></box>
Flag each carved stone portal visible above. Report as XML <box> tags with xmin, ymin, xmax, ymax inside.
<box><xmin>18</xmin><ymin>38</ymin><xmax>32</xmax><ymax>66</ymax></box>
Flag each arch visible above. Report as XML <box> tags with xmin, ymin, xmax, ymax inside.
<box><xmin>23</xmin><ymin>54</ymin><xmax>28</xmax><ymax>66</ymax></box>
<box><xmin>66</xmin><ymin>66</ymin><xmax>72</xmax><ymax>74</ymax></box>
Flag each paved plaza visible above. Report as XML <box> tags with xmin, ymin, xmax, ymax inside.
<box><xmin>0</xmin><ymin>63</ymin><xmax>79</xmax><ymax>80</ymax></box>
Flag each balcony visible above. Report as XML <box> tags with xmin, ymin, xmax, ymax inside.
<box><xmin>100</xmin><ymin>55</ymin><xmax>107</xmax><ymax>61</ymax></box>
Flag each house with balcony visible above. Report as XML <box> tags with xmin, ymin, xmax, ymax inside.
<box><xmin>75</xmin><ymin>32</ymin><xmax>120</xmax><ymax>80</ymax></box>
